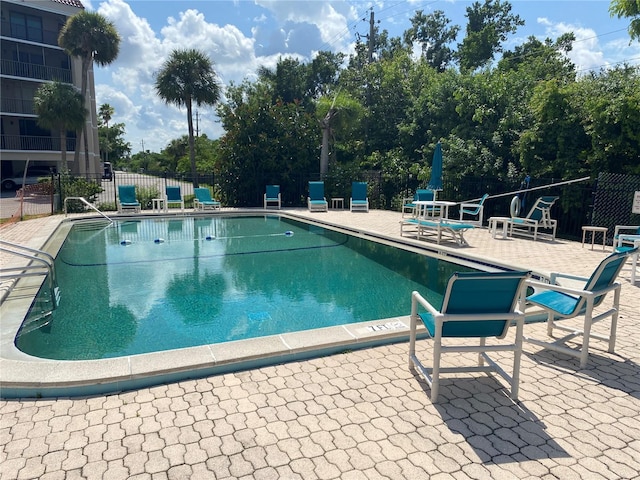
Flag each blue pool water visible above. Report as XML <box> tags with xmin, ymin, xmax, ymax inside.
<box><xmin>16</xmin><ymin>215</ymin><xmax>477</xmax><ymax>360</ymax></box>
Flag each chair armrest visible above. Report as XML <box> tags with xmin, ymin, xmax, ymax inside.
<box><xmin>411</xmin><ymin>291</ymin><xmax>440</xmax><ymax>317</ymax></box>
<box><xmin>526</xmin><ymin>279</ymin><xmax>620</xmax><ymax>299</ymax></box>
<box><xmin>614</xmin><ymin>225</ymin><xmax>640</xmax><ymax>237</ymax></box>
<box><xmin>548</xmin><ymin>271</ymin><xmax>590</xmax><ymax>284</ymax></box>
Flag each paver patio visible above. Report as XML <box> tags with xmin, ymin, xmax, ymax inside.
<box><xmin>1</xmin><ymin>208</ymin><xmax>639</xmax><ymax>480</ymax></box>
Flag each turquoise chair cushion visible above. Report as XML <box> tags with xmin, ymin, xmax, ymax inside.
<box><xmin>266</xmin><ymin>185</ymin><xmax>280</xmax><ymax>199</ymax></box>
<box><xmin>526</xmin><ymin>290</ymin><xmax>580</xmax><ymax>316</ymax></box>
<box><xmin>166</xmin><ymin>186</ymin><xmax>181</xmax><ymax>201</ymax></box>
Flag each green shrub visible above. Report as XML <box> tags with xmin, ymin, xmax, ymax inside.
<box><xmin>96</xmin><ymin>201</ymin><xmax>117</xmax><ymax>212</ymax></box>
<box><xmin>58</xmin><ymin>174</ymin><xmax>103</xmax><ymax>213</ymax></box>
<box><xmin>136</xmin><ymin>186</ymin><xmax>160</xmax><ymax>210</ymax></box>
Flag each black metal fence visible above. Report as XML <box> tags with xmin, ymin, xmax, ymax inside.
<box><xmin>8</xmin><ymin>168</ymin><xmax>637</xmax><ymax>244</ymax></box>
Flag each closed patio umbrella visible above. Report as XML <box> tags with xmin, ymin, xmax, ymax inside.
<box><xmin>427</xmin><ymin>142</ymin><xmax>443</xmax><ymax>196</ymax></box>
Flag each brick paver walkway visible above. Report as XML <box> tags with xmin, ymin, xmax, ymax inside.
<box><xmin>1</xmin><ymin>209</ymin><xmax>639</xmax><ymax>479</ymax></box>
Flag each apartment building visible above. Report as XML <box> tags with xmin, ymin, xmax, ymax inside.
<box><xmin>0</xmin><ymin>0</ymin><xmax>100</xmax><ymax>188</ymax></box>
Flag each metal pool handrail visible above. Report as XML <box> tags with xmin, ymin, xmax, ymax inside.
<box><xmin>64</xmin><ymin>196</ymin><xmax>113</xmax><ymax>222</ymax></box>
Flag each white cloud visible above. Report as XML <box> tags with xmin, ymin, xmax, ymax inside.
<box><xmin>536</xmin><ymin>17</ymin><xmax>640</xmax><ymax>73</ymax></box>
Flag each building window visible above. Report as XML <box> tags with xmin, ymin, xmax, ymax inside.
<box><xmin>10</xmin><ymin>12</ymin><xmax>43</xmax><ymax>43</ymax></box>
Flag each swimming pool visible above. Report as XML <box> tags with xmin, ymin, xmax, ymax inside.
<box><xmin>16</xmin><ymin>215</ymin><xmax>478</xmax><ymax>360</ymax></box>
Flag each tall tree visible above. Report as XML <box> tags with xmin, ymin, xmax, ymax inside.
<box><xmin>609</xmin><ymin>0</ymin><xmax>640</xmax><ymax>41</ymax></box>
<box><xmin>155</xmin><ymin>49</ymin><xmax>221</xmax><ymax>188</ymax></box>
<box><xmin>33</xmin><ymin>82</ymin><xmax>87</xmax><ymax>171</ymax></box>
<box><xmin>58</xmin><ymin>11</ymin><xmax>120</xmax><ymax>173</ymax></box>
<box><xmin>317</xmin><ymin>92</ymin><xmax>363</xmax><ymax>175</ymax></box>
<box><xmin>456</xmin><ymin>0</ymin><xmax>524</xmax><ymax>72</ymax></box>
<box><xmin>98</xmin><ymin>103</ymin><xmax>115</xmax><ymax>164</ymax></box>
<box><xmin>404</xmin><ymin>10</ymin><xmax>460</xmax><ymax>72</ymax></box>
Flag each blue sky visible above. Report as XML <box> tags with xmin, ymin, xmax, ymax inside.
<box><xmin>84</xmin><ymin>0</ymin><xmax>640</xmax><ymax>154</ymax></box>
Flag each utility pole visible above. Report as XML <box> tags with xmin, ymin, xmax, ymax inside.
<box><xmin>194</xmin><ymin>110</ymin><xmax>200</xmax><ymax>137</ymax></box>
<box><xmin>368</xmin><ymin>10</ymin><xmax>375</xmax><ymax>64</ymax></box>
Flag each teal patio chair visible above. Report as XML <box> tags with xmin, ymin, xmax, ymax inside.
<box><xmin>402</xmin><ymin>189</ymin><xmax>435</xmax><ymax>218</ymax></box>
<box><xmin>307</xmin><ymin>181</ymin><xmax>328</xmax><ymax>212</ymax></box>
<box><xmin>409</xmin><ymin>270</ymin><xmax>530</xmax><ymax>402</ymax></box>
<box><xmin>459</xmin><ymin>193</ymin><xmax>489</xmax><ymax>226</ymax></box>
<box><xmin>264</xmin><ymin>185</ymin><xmax>281</xmax><ymax>209</ymax></box>
<box><xmin>350</xmin><ymin>181</ymin><xmax>369</xmax><ymax>212</ymax></box>
<box><xmin>525</xmin><ymin>247</ymin><xmax>638</xmax><ymax>368</ymax></box>
<box><xmin>507</xmin><ymin>195</ymin><xmax>559</xmax><ymax>241</ymax></box>
<box><xmin>117</xmin><ymin>185</ymin><xmax>141</xmax><ymax>213</ymax></box>
<box><xmin>165</xmin><ymin>186</ymin><xmax>184</xmax><ymax>212</ymax></box>
<box><xmin>194</xmin><ymin>187</ymin><xmax>221</xmax><ymax>211</ymax></box>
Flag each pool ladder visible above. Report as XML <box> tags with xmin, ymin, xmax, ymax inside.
<box><xmin>0</xmin><ymin>240</ymin><xmax>60</xmax><ymax>313</ymax></box>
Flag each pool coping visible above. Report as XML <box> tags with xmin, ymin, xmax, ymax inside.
<box><xmin>0</xmin><ymin>210</ymin><xmax>542</xmax><ymax>398</ymax></box>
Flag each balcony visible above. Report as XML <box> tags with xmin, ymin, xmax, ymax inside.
<box><xmin>1</xmin><ymin>97</ymin><xmax>35</xmax><ymax>115</ymax></box>
<box><xmin>1</xmin><ymin>135</ymin><xmax>76</xmax><ymax>152</ymax></box>
<box><xmin>0</xmin><ymin>21</ymin><xmax>62</xmax><ymax>47</ymax></box>
<box><xmin>1</xmin><ymin>59</ymin><xmax>72</xmax><ymax>83</ymax></box>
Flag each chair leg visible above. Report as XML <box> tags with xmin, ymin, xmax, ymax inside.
<box><xmin>511</xmin><ymin>319</ymin><xmax>524</xmax><ymax>400</ymax></box>
<box><xmin>579</xmin><ymin>297</ymin><xmax>595</xmax><ymax>369</ymax></box>
<box><xmin>608</xmin><ymin>286</ymin><xmax>621</xmax><ymax>353</ymax></box>
<box><xmin>478</xmin><ymin>338</ymin><xmax>486</xmax><ymax>366</ymax></box>
<box><xmin>431</xmin><ymin>337</ymin><xmax>441</xmax><ymax>402</ymax></box>
<box><xmin>546</xmin><ymin>312</ymin><xmax>554</xmax><ymax>337</ymax></box>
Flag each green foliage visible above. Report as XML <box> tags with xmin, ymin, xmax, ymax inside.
<box><xmin>96</xmin><ymin>201</ymin><xmax>117</xmax><ymax>212</ymax></box>
<box><xmin>98</xmin><ymin>122</ymin><xmax>131</xmax><ymax>166</ymax></box>
<box><xmin>404</xmin><ymin>10</ymin><xmax>460</xmax><ymax>71</ymax></box>
<box><xmin>140</xmin><ymin>0</ymin><xmax>639</xmax><ymax>208</ymax></box>
<box><xmin>33</xmin><ymin>82</ymin><xmax>86</xmax><ymax>170</ymax></box>
<box><xmin>136</xmin><ymin>186</ymin><xmax>161</xmax><ymax>210</ymax></box>
<box><xmin>456</xmin><ymin>0</ymin><xmax>524</xmax><ymax>72</ymax></box>
<box><xmin>609</xmin><ymin>0</ymin><xmax>640</xmax><ymax>40</ymax></box>
<box><xmin>58</xmin><ymin>174</ymin><xmax>103</xmax><ymax>213</ymax></box>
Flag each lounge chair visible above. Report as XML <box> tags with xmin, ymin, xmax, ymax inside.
<box><xmin>165</xmin><ymin>186</ymin><xmax>184</xmax><ymax>212</ymax></box>
<box><xmin>307</xmin><ymin>181</ymin><xmax>328</xmax><ymax>212</ymax></box>
<box><xmin>350</xmin><ymin>182</ymin><xmax>369</xmax><ymax>212</ymax></box>
<box><xmin>194</xmin><ymin>187</ymin><xmax>221</xmax><ymax>211</ymax></box>
<box><xmin>524</xmin><ymin>247</ymin><xmax>638</xmax><ymax>368</ymax></box>
<box><xmin>507</xmin><ymin>196</ymin><xmax>559</xmax><ymax>241</ymax></box>
<box><xmin>400</xmin><ymin>218</ymin><xmax>475</xmax><ymax>246</ymax></box>
<box><xmin>614</xmin><ymin>225</ymin><xmax>640</xmax><ymax>248</ymax></box>
<box><xmin>117</xmin><ymin>185</ymin><xmax>141</xmax><ymax>213</ymax></box>
<box><xmin>402</xmin><ymin>189</ymin><xmax>435</xmax><ymax>218</ymax></box>
<box><xmin>264</xmin><ymin>185</ymin><xmax>281</xmax><ymax>209</ymax></box>
<box><xmin>409</xmin><ymin>270</ymin><xmax>530</xmax><ymax>402</ymax></box>
<box><xmin>459</xmin><ymin>193</ymin><xmax>489</xmax><ymax>226</ymax></box>
<box><xmin>613</xmin><ymin>225</ymin><xmax>639</xmax><ymax>283</ymax></box>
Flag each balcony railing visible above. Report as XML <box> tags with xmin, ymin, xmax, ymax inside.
<box><xmin>1</xmin><ymin>97</ymin><xmax>35</xmax><ymax>115</ymax></box>
<box><xmin>0</xmin><ymin>59</ymin><xmax>71</xmax><ymax>83</ymax></box>
<box><xmin>1</xmin><ymin>135</ymin><xmax>76</xmax><ymax>152</ymax></box>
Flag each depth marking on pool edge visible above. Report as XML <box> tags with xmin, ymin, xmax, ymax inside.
<box><xmin>362</xmin><ymin>321</ymin><xmax>408</xmax><ymax>333</ymax></box>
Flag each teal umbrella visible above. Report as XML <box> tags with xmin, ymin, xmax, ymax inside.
<box><xmin>427</xmin><ymin>142</ymin><xmax>443</xmax><ymax>192</ymax></box>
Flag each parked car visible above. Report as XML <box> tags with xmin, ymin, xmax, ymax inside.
<box><xmin>1</xmin><ymin>167</ymin><xmax>55</xmax><ymax>191</ymax></box>
<box><xmin>102</xmin><ymin>162</ymin><xmax>113</xmax><ymax>181</ymax></box>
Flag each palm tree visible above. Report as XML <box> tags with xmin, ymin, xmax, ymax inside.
<box><xmin>99</xmin><ymin>103</ymin><xmax>115</xmax><ymax>165</ymax></box>
<box><xmin>58</xmin><ymin>11</ymin><xmax>120</xmax><ymax>173</ymax></box>
<box><xmin>155</xmin><ymin>49</ymin><xmax>221</xmax><ymax>188</ymax></box>
<box><xmin>33</xmin><ymin>82</ymin><xmax>87</xmax><ymax>171</ymax></box>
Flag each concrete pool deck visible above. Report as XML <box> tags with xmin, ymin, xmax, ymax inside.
<box><xmin>1</xmin><ymin>207</ymin><xmax>639</xmax><ymax>479</ymax></box>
